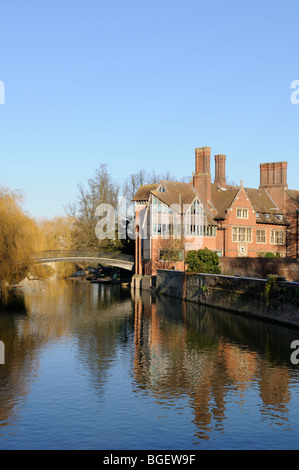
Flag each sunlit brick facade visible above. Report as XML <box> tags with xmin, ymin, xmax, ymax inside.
<box><xmin>133</xmin><ymin>146</ymin><xmax>299</xmax><ymax>275</ymax></box>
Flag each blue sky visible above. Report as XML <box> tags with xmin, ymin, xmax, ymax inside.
<box><xmin>0</xmin><ymin>0</ymin><xmax>298</xmax><ymax>219</ymax></box>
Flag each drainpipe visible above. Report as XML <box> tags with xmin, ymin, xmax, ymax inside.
<box><xmin>216</xmin><ymin>221</ymin><xmax>226</xmax><ymax>257</ymax></box>
<box><xmin>223</xmin><ymin>227</ymin><xmax>226</xmax><ymax>257</ymax></box>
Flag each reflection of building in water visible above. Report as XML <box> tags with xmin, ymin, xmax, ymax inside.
<box><xmin>133</xmin><ymin>293</ymin><xmax>229</xmax><ymax>438</ymax></box>
<box><xmin>133</xmin><ymin>290</ymin><xmax>154</xmax><ymax>389</ymax></box>
<box><xmin>133</xmin><ymin>290</ymin><xmax>189</xmax><ymax>393</ymax></box>
<box><xmin>217</xmin><ymin>341</ymin><xmax>258</xmax><ymax>397</ymax></box>
<box><xmin>132</xmin><ymin>292</ymin><xmax>293</xmax><ymax>440</ymax></box>
<box><xmin>183</xmin><ymin>347</ymin><xmax>226</xmax><ymax>439</ymax></box>
<box><xmin>258</xmin><ymin>363</ymin><xmax>291</xmax><ymax>418</ymax></box>
<box><xmin>149</xmin><ymin>302</ymin><xmax>187</xmax><ymax>389</ymax></box>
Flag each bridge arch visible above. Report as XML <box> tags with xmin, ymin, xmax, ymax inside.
<box><xmin>33</xmin><ymin>251</ymin><xmax>134</xmax><ymax>271</ymax></box>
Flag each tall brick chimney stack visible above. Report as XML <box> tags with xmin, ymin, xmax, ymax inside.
<box><xmin>214</xmin><ymin>154</ymin><xmax>226</xmax><ymax>187</ymax></box>
<box><xmin>259</xmin><ymin>162</ymin><xmax>288</xmax><ymax>189</ymax></box>
<box><xmin>259</xmin><ymin>161</ymin><xmax>288</xmax><ymax>213</ymax></box>
<box><xmin>193</xmin><ymin>147</ymin><xmax>211</xmax><ymax>204</ymax></box>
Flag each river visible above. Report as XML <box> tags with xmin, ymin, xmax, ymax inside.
<box><xmin>0</xmin><ymin>279</ymin><xmax>299</xmax><ymax>450</ymax></box>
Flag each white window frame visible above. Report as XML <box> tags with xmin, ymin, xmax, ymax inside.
<box><xmin>232</xmin><ymin>226</ymin><xmax>253</xmax><ymax>243</ymax></box>
<box><xmin>256</xmin><ymin>229</ymin><xmax>266</xmax><ymax>244</ymax></box>
<box><xmin>270</xmin><ymin>230</ymin><xmax>285</xmax><ymax>245</ymax></box>
<box><xmin>236</xmin><ymin>208</ymin><xmax>249</xmax><ymax>219</ymax></box>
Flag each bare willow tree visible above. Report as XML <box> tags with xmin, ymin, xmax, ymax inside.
<box><xmin>66</xmin><ymin>164</ymin><xmax>123</xmax><ymax>252</ymax></box>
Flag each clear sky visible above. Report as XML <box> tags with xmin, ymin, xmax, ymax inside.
<box><xmin>0</xmin><ymin>0</ymin><xmax>298</xmax><ymax>219</ymax></box>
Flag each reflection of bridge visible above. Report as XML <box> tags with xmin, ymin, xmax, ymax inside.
<box><xmin>33</xmin><ymin>250</ymin><xmax>134</xmax><ymax>271</ymax></box>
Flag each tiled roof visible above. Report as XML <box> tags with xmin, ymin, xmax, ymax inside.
<box><xmin>211</xmin><ymin>183</ymin><xmax>289</xmax><ymax>225</ymax></box>
<box><xmin>211</xmin><ymin>183</ymin><xmax>239</xmax><ymax>219</ymax></box>
<box><xmin>152</xmin><ymin>181</ymin><xmax>197</xmax><ymax>207</ymax></box>
<box><xmin>245</xmin><ymin>187</ymin><xmax>289</xmax><ymax>225</ymax></box>
<box><xmin>244</xmin><ymin>187</ymin><xmax>279</xmax><ymax>212</ymax></box>
<box><xmin>133</xmin><ymin>179</ymin><xmax>292</xmax><ymax>227</ymax></box>
<box><xmin>132</xmin><ymin>184</ymin><xmax>158</xmax><ymax>202</ymax></box>
<box><xmin>255</xmin><ymin>213</ymin><xmax>289</xmax><ymax>225</ymax></box>
<box><xmin>153</xmin><ymin>181</ymin><xmax>217</xmax><ymax>225</ymax></box>
<box><xmin>133</xmin><ymin>180</ymin><xmax>217</xmax><ymax>225</ymax></box>
<box><xmin>286</xmin><ymin>189</ymin><xmax>299</xmax><ymax>207</ymax></box>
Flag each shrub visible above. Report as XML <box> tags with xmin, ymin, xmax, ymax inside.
<box><xmin>185</xmin><ymin>248</ymin><xmax>221</xmax><ymax>274</ymax></box>
<box><xmin>264</xmin><ymin>252</ymin><xmax>276</xmax><ymax>258</ymax></box>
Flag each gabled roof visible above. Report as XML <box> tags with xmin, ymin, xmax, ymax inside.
<box><xmin>211</xmin><ymin>183</ymin><xmax>239</xmax><ymax>219</ymax></box>
<box><xmin>245</xmin><ymin>187</ymin><xmax>289</xmax><ymax>225</ymax></box>
<box><xmin>133</xmin><ymin>178</ymin><xmax>291</xmax><ymax>227</ymax></box>
<box><xmin>132</xmin><ymin>184</ymin><xmax>158</xmax><ymax>202</ymax></box>
<box><xmin>133</xmin><ymin>180</ymin><xmax>217</xmax><ymax>225</ymax></box>
<box><xmin>152</xmin><ymin>181</ymin><xmax>197</xmax><ymax>207</ymax></box>
<box><xmin>211</xmin><ymin>183</ymin><xmax>289</xmax><ymax>225</ymax></box>
<box><xmin>153</xmin><ymin>181</ymin><xmax>217</xmax><ymax>225</ymax></box>
<box><xmin>132</xmin><ymin>181</ymin><xmax>197</xmax><ymax>207</ymax></box>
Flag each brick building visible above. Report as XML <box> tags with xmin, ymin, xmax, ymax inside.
<box><xmin>133</xmin><ymin>146</ymin><xmax>299</xmax><ymax>275</ymax></box>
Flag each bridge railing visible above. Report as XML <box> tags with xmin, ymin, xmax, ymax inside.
<box><xmin>33</xmin><ymin>250</ymin><xmax>134</xmax><ymax>262</ymax></box>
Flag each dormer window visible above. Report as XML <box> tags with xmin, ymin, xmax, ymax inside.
<box><xmin>265</xmin><ymin>213</ymin><xmax>270</xmax><ymax>219</ymax></box>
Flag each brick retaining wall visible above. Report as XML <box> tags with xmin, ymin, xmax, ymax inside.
<box><xmin>155</xmin><ymin>270</ymin><xmax>299</xmax><ymax>328</ymax></box>
<box><xmin>219</xmin><ymin>257</ymin><xmax>299</xmax><ymax>282</ymax></box>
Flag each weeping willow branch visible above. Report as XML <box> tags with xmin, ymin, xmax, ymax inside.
<box><xmin>0</xmin><ymin>188</ymin><xmax>49</xmax><ymax>303</ymax></box>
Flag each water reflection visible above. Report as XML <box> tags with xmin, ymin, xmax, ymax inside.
<box><xmin>0</xmin><ymin>280</ymin><xmax>299</xmax><ymax>449</ymax></box>
<box><xmin>132</xmin><ymin>290</ymin><xmax>298</xmax><ymax>442</ymax></box>
<box><xmin>0</xmin><ymin>279</ymin><xmax>133</xmax><ymax>440</ymax></box>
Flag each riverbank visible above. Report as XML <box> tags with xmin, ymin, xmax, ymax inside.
<box><xmin>132</xmin><ymin>271</ymin><xmax>299</xmax><ymax>328</ymax></box>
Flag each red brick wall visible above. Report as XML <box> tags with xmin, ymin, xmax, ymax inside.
<box><xmin>222</xmin><ymin>186</ymin><xmax>287</xmax><ymax>257</ymax></box>
<box><xmin>144</xmin><ymin>236</ymin><xmax>217</xmax><ymax>275</ymax></box>
<box><xmin>219</xmin><ymin>257</ymin><xmax>299</xmax><ymax>282</ymax></box>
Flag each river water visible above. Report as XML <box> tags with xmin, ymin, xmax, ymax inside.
<box><xmin>1</xmin><ymin>279</ymin><xmax>299</xmax><ymax>450</ymax></box>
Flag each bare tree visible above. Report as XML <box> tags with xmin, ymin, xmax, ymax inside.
<box><xmin>122</xmin><ymin>169</ymin><xmax>182</xmax><ymax>202</ymax></box>
<box><xmin>122</xmin><ymin>169</ymin><xmax>148</xmax><ymax>203</ymax></box>
<box><xmin>66</xmin><ymin>164</ymin><xmax>122</xmax><ymax>252</ymax></box>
